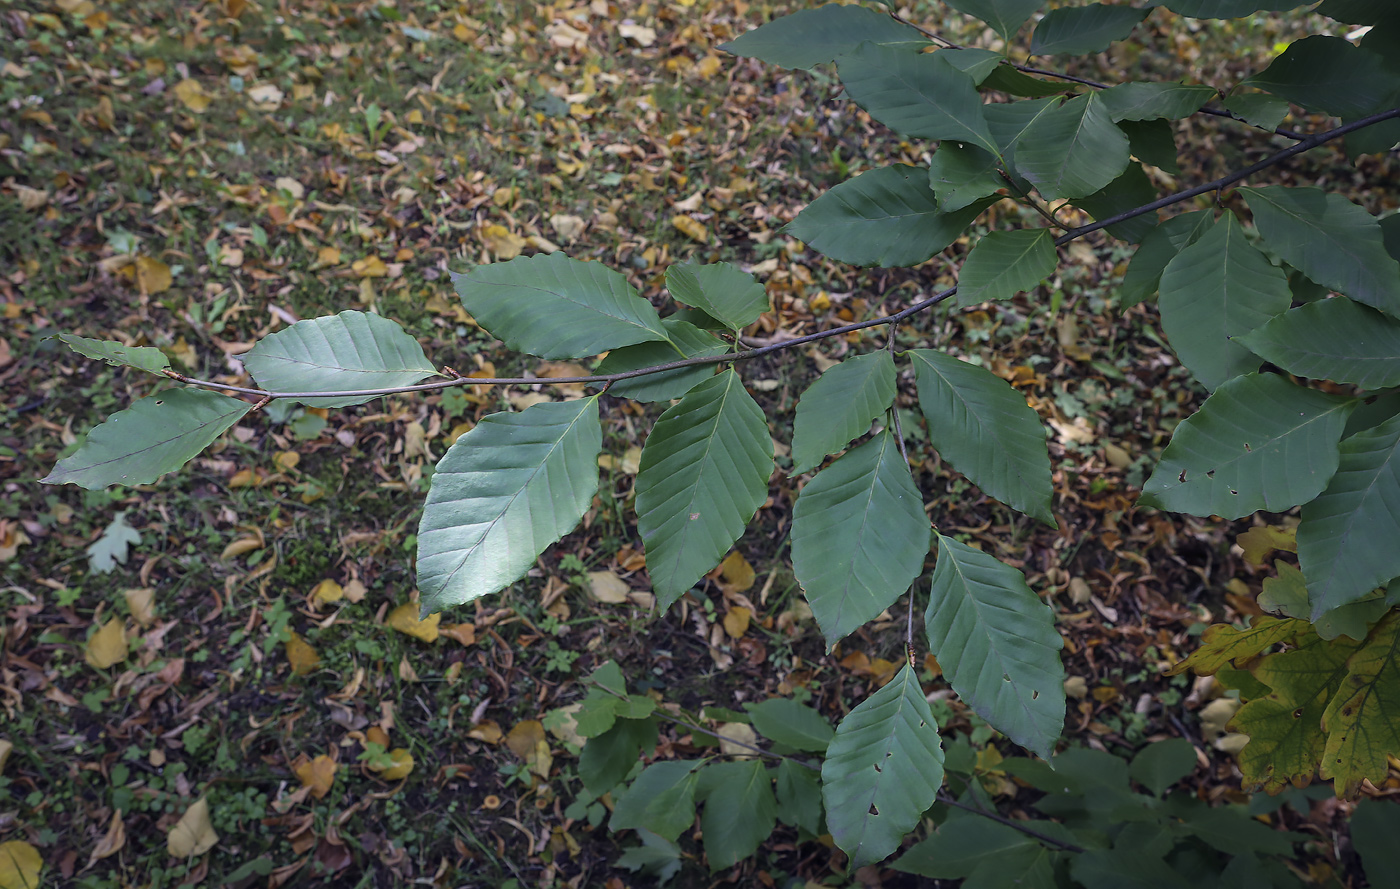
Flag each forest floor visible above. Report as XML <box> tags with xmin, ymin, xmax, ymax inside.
<box><xmin>1</xmin><ymin>1</ymin><xmax>1394</xmax><ymax>887</ymax></box>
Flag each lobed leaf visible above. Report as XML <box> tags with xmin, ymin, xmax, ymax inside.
<box><xmin>1166</xmin><ymin>615</ymin><xmax>1310</xmax><ymax>676</ymax></box>
<box><xmin>955</xmin><ymin>229</ymin><xmax>1057</xmax><ymax>306</ymax></box>
<box><xmin>42</xmin><ymin>388</ymin><xmax>252</xmax><ymax>490</ymax></box>
<box><xmin>58</xmin><ymin>333</ymin><xmax>170</xmax><ymax>375</ymax></box>
<box><xmin>1030</xmin><ymin>3</ymin><xmax>1150</xmax><ymax>56</ymax></box>
<box><xmin>665</xmin><ymin>262</ymin><xmax>769</xmax><ymax>331</ymax></box>
<box><xmin>717</xmin><ymin>3</ymin><xmax>927</xmax><ymax>70</ymax></box>
<box><xmin>416</xmin><ymin>398</ymin><xmax>602</xmax><ymax>613</ymax></box>
<box><xmin>790</xmin><ymin>350</ymin><xmax>897</xmax><ymax>474</ymax></box>
<box><xmin>1320</xmin><ymin>612</ymin><xmax>1400</xmax><ymax>797</ymax></box>
<box><xmin>1013</xmin><ymin>93</ymin><xmax>1131</xmax><ymax>201</ymax></box>
<box><xmin>1240</xmin><ymin>298</ymin><xmax>1400</xmax><ymax>390</ymax></box>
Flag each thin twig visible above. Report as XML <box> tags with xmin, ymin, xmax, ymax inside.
<box><xmin>937</xmin><ymin>793</ymin><xmax>1087</xmax><ymax>853</ymax></box>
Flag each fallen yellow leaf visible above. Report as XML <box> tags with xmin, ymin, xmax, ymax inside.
<box><xmin>167</xmin><ymin>798</ymin><xmax>218</xmax><ymax>857</ymax></box>
<box><xmin>133</xmin><ymin>256</ymin><xmax>172</xmax><ymax>294</ymax></box>
<box><xmin>285</xmin><ymin>631</ymin><xmax>320</xmax><ymax>676</ymax></box>
<box><xmin>352</xmin><ymin>256</ymin><xmax>388</xmax><ymax>277</ymax></box>
<box><xmin>124</xmin><ymin>588</ymin><xmax>156</xmax><ymax>626</ymax></box>
<box><xmin>719</xmin><ymin>550</ymin><xmax>755</xmax><ymax>593</ymax></box>
<box><xmin>506</xmin><ymin>720</ymin><xmax>553</xmax><ymax>778</ymax></box>
<box><xmin>379</xmin><ymin>748</ymin><xmax>414</xmax><ymax>780</ymax></box>
<box><xmin>717</xmin><ymin>722</ymin><xmax>758</xmax><ymax>757</ymax></box>
<box><xmin>310</xmin><ymin>578</ymin><xmax>343</xmax><ymax>607</ymax></box>
<box><xmin>293</xmin><ymin>754</ymin><xmax>337</xmax><ymax>799</ymax></box>
<box><xmin>0</xmin><ymin>840</ymin><xmax>42</xmax><ymax>889</ymax></box>
<box><xmin>671</xmin><ymin>214</ymin><xmax>708</xmax><ymax>243</ymax></box>
<box><xmin>723</xmin><ymin>606</ymin><xmax>751</xmax><ymax>640</ymax></box>
<box><xmin>173</xmin><ymin>79</ymin><xmax>211</xmax><ymax>113</ymax></box>
<box><xmin>342</xmin><ymin>579</ymin><xmax>367</xmax><ymax>603</ymax></box>
<box><xmin>388</xmin><ymin>603</ymin><xmax>440</xmax><ymax>642</ymax></box>
<box><xmin>273</xmin><ymin>450</ymin><xmax>300</xmax><ymax>471</ymax></box>
<box><xmin>587</xmin><ymin>570</ymin><xmax>630</xmax><ymax>604</ymax></box>
<box><xmin>85</xmin><ymin>617</ymin><xmax>127</xmax><ymax>669</ymax></box>
<box><xmin>468</xmin><ymin>720</ymin><xmax>503</xmax><ymax>744</ymax></box>
<box><xmin>480</xmin><ymin>224</ymin><xmax>526</xmax><ymax>259</ymax></box>
<box><xmin>440</xmin><ymin>622</ymin><xmax>476</xmax><ymax>647</ymax></box>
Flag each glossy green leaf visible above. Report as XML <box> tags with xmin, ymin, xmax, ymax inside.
<box><xmin>416</xmin><ymin>398</ymin><xmax>602</xmax><ymax>612</ymax></box>
<box><xmin>822</xmin><ymin>663</ymin><xmax>944</xmax><ymax>869</ymax></box>
<box><xmin>452</xmin><ymin>253</ymin><xmax>667</xmax><ymax>359</ymax></box>
<box><xmin>1014</xmin><ymin>93</ymin><xmax>1131</xmax><ymax>201</ymax></box>
<box><xmin>926</xmin><ymin>143</ymin><xmax>1005</xmax><ymax>212</ymax></box>
<box><xmin>786</xmin><ymin>165</ymin><xmax>993</xmax><ymax>268</ymax></box>
<box><xmin>939</xmin><ymin>48</ymin><xmax>1005</xmax><ymax>85</ymax></box>
<box><xmin>240</xmin><ymin>310</ymin><xmax>437</xmax><ymax>407</ymax></box>
<box><xmin>579</xmin><ymin>716</ymin><xmax>658</xmax><ymax>794</ymax></box>
<box><xmin>1240</xmin><ymin>299</ymin><xmax>1400</xmax><ymax>390</ymax></box>
<box><xmin>696</xmin><ymin>760</ymin><xmax>777</xmax><ymax>871</ymax></box>
<box><xmin>717</xmin><ymin>3</ymin><xmax>927</xmax><ymax>70</ymax></box>
<box><xmin>1244</xmin><ymin>35</ymin><xmax>1400</xmax><ymax>120</ymax></box>
<box><xmin>1119</xmin><ymin>210</ymin><xmax>1214</xmax><ymax>308</ymax></box>
<box><xmin>943</xmin><ymin>0</ymin><xmax>1045</xmax><ymax>41</ymax></box>
<box><xmin>955</xmin><ymin>230</ymin><xmax>1057</xmax><ymax>307</ymax></box>
<box><xmin>836</xmin><ymin>44</ymin><xmax>999</xmax><ymax>155</ymax></box>
<box><xmin>1129</xmin><ymin>739</ymin><xmax>1198</xmax><ymax>796</ymax></box>
<box><xmin>1030</xmin><ymin>3</ymin><xmax>1150</xmax><ymax>56</ymax></box>
<box><xmin>594</xmin><ymin>319</ymin><xmax>727</xmax><ymax>403</ymax></box>
<box><xmin>58</xmin><ymin>334</ymin><xmax>170</xmax><ymax>375</ymax></box>
<box><xmin>926</xmin><ymin>534</ymin><xmax>1065</xmax><ymax>759</ymax></box>
<box><xmin>1300</xmin><ymin>413</ymin><xmax>1400</xmax><ymax>618</ymax></box>
<box><xmin>665</xmin><ymin>262</ymin><xmax>769</xmax><ymax>331</ymax></box>
<box><xmin>1098</xmin><ymin>82</ymin><xmax>1217</xmax><ymax>122</ymax></box>
<box><xmin>775</xmin><ymin>759</ymin><xmax>823</xmax><ymax>835</ymax></box>
<box><xmin>42</xmin><ymin>388</ymin><xmax>252</xmax><ymax>490</ymax></box>
<box><xmin>635</xmin><ymin>371</ymin><xmax>772</xmax><ymax>609</ymax></box>
<box><xmin>1157</xmin><ymin>213</ymin><xmax>1293</xmax><ymax>390</ymax></box>
<box><xmin>791</xmin><ymin>431</ymin><xmax>929</xmax><ymax>647</ymax></box>
<box><xmin>791</xmin><ymin>351</ymin><xmax>897</xmax><ymax>474</ymax></box>
<box><xmin>610</xmin><ymin>760</ymin><xmax>702</xmax><ymax>841</ymax></box>
<box><xmin>1321</xmin><ymin>612</ymin><xmax>1400</xmax><ymax>797</ymax></box>
<box><xmin>746</xmin><ymin>698</ymin><xmax>834</xmax><ymax>753</ymax></box>
<box><xmin>908</xmin><ymin>349</ymin><xmax>1054</xmax><ymax>525</ymax></box>
<box><xmin>1223</xmin><ymin>92</ymin><xmax>1291</xmax><ymax>130</ymax></box>
<box><xmin>1071</xmin><ymin>163</ymin><xmax>1159</xmax><ymax>243</ymax></box>
<box><xmin>1139</xmin><ymin>374</ymin><xmax>1354</xmax><ymax>518</ymax></box>
<box><xmin>1239</xmin><ymin>186</ymin><xmax>1400</xmax><ymax>317</ymax></box>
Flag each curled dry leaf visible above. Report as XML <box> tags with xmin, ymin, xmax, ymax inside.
<box><xmin>167</xmin><ymin>797</ymin><xmax>219</xmax><ymax>857</ymax></box>
<box><xmin>388</xmin><ymin>603</ymin><xmax>440</xmax><ymax>642</ymax></box>
<box><xmin>85</xmin><ymin>617</ymin><xmax>127</xmax><ymax>669</ymax></box>
<box><xmin>439</xmin><ymin>622</ymin><xmax>476</xmax><ymax>647</ymax></box>
<box><xmin>88</xmin><ymin>809</ymin><xmax>125</xmax><ymax>864</ymax></box>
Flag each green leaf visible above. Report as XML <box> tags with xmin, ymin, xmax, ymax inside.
<box><xmin>240</xmin><ymin>310</ymin><xmax>437</xmax><ymax>407</ymax></box>
<box><xmin>452</xmin><ymin>253</ymin><xmax>668</xmax><ymax>359</ymax></box>
<box><xmin>1071</xmin><ymin>849</ymin><xmax>1190</xmax><ymax>889</ymax></box>
<box><xmin>665</xmin><ymin>262</ymin><xmax>769</xmax><ymax>331</ymax></box>
<box><xmin>416</xmin><ymin>398</ymin><xmax>602</xmax><ymax>613</ymax></box>
<box><xmin>1317</xmin><ymin>0</ymin><xmax>1400</xmax><ymax>24</ymax></box>
<box><xmin>1013</xmin><ymin>93</ymin><xmax>1131</xmax><ymax>201</ymax></box>
<box><xmin>822</xmin><ymin>663</ymin><xmax>944</xmax><ymax>869</ymax></box>
<box><xmin>1119</xmin><ymin>209</ymin><xmax>1214</xmax><ymax>308</ymax></box>
<box><xmin>616</xmin><ymin>830</ymin><xmax>683</xmax><ymax>884</ymax></box>
<box><xmin>1223</xmin><ymin>92</ymin><xmax>1291</xmax><ymax>131</ymax></box>
<box><xmin>1352</xmin><ymin>798</ymin><xmax>1400</xmax><ymax>879</ymax></box>
<box><xmin>836</xmin><ymin>44</ymin><xmax>999</xmax><ymax>155</ymax></box>
<box><xmin>696</xmin><ymin>760</ymin><xmax>777</xmax><ymax>870</ymax></box>
<box><xmin>717</xmin><ymin>3</ymin><xmax>928</xmax><ymax>70</ymax></box>
<box><xmin>610</xmin><ymin>760</ymin><xmax>702</xmax><ymax>841</ymax></box>
<box><xmin>955</xmin><ymin>230</ymin><xmax>1057</xmax><ymax>307</ymax></box>
<box><xmin>42</xmin><ymin>388</ymin><xmax>252</xmax><ymax>490</ymax></box>
<box><xmin>579</xmin><ymin>716</ymin><xmax>658</xmax><ymax>795</ymax></box>
<box><xmin>1164</xmin><ymin>0</ymin><xmax>1311</xmax><ymax>17</ymax></box>
<box><xmin>1320</xmin><ymin>611</ymin><xmax>1400</xmax><ymax>797</ymax></box>
<box><xmin>1098</xmin><ymin>82</ymin><xmax>1217</xmax><ymax>122</ymax></box>
<box><xmin>1139</xmin><ymin>373</ymin><xmax>1355</xmax><ymax>519</ymax></box>
<box><xmin>1261</xmin><ymin>562</ymin><xmax>1386</xmax><ymax>642</ymax></box>
<box><xmin>926</xmin><ymin>143</ymin><xmax>1006</xmax><ymax>212</ymax></box>
<box><xmin>943</xmin><ymin>0</ymin><xmax>1046</xmax><ymax>42</ymax></box>
<box><xmin>1128</xmin><ymin>738</ymin><xmax>1197</xmax><ymax>796</ymax></box>
<box><xmin>1157</xmin><ymin>213</ymin><xmax>1293</xmax><ymax>390</ymax></box>
<box><xmin>593</xmin><ymin>319</ymin><xmax>727</xmax><ymax>403</ymax></box>
<box><xmin>1240</xmin><ymin>299</ymin><xmax>1400</xmax><ymax>390</ymax></box>
<box><xmin>1117</xmin><ymin>118</ymin><xmax>1180</xmax><ymax>174</ymax></box>
<box><xmin>1238</xmin><ymin>186</ymin><xmax>1400</xmax><ymax>316</ymax></box>
<box><xmin>1244</xmin><ymin>35</ymin><xmax>1400</xmax><ymax>120</ymax></box>
<box><xmin>926</xmin><ymin>534</ymin><xmax>1066</xmax><ymax>759</ymax></box>
<box><xmin>1299</xmin><ymin>413</ymin><xmax>1400</xmax><ymax>618</ymax></box>
<box><xmin>635</xmin><ymin>371</ymin><xmax>773</xmax><ymax>608</ymax></box>
<box><xmin>980</xmin><ymin>65</ymin><xmax>1074</xmax><ymax>98</ymax></box>
<box><xmin>1070</xmin><ymin>163</ymin><xmax>1159</xmax><ymax>243</ymax></box>
<box><xmin>775</xmin><ymin>759</ymin><xmax>823</xmax><ymax>835</ymax></box>
<box><xmin>985</xmin><ymin>97</ymin><xmax>1062</xmax><ymax>175</ymax></box>
<box><xmin>1166</xmin><ymin>615</ymin><xmax>1310</xmax><ymax>676</ymax></box>
<box><xmin>746</xmin><ymin>699</ymin><xmax>834</xmax><ymax>753</ymax></box>
<box><xmin>908</xmin><ymin>349</ymin><xmax>1054</xmax><ymax>525</ymax></box>
<box><xmin>786</xmin><ymin>165</ymin><xmax>993</xmax><ymax>268</ymax></box>
<box><xmin>87</xmin><ymin>512</ymin><xmax>142</xmax><ymax>574</ymax></box>
<box><xmin>893</xmin><ymin>815</ymin><xmax>1040</xmax><ymax>878</ymax></box>
<box><xmin>791</xmin><ymin>351</ymin><xmax>897</xmax><ymax>474</ymax></box>
<box><xmin>939</xmin><ymin>48</ymin><xmax>1006</xmax><ymax>85</ymax></box>
<box><xmin>791</xmin><ymin>430</ymin><xmax>930</xmax><ymax>647</ymax></box>
<box><xmin>1029</xmin><ymin>3</ymin><xmax>1150</xmax><ymax>56</ymax></box>
<box><xmin>58</xmin><ymin>334</ymin><xmax>170</xmax><ymax>375</ymax></box>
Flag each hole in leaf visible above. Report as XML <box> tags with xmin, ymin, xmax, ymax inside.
<box><xmin>1003</xmin><ymin>674</ymin><xmax>1011</xmax><ymax>682</ymax></box>
<box><xmin>873</xmin><ymin>763</ymin><xmax>882</xmax><ymax>773</ymax></box>
<box><xmin>1032</xmin><ymin>690</ymin><xmax>1039</xmax><ymax>700</ymax></box>
<box><xmin>1293</xmin><ymin>708</ymin><xmax>1303</xmax><ymax>718</ymax></box>
<box><xmin>1206</xmin><ymin>470</ymin><xmax>1215</xmax><ymax>478</ymax></box>
<box><xmin>869</xmin><ymin>804</ymin><xmax>879</xmax><ymax>816</ymax></box>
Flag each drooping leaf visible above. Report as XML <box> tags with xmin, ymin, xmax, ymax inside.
<box><xmin>579</xmin><ymin>716</ymin><xmax>658</xmax><ymax>794</ymax></box>
<box><xmin>942</xmin><ymin>0</ymin><xmax>1046</xmax><ymax>42</ymax></box>
<box><xmin>985</xmin><ymin>97</ymin><xmax>1062</xmax><ymax>178</ymax></box>
<box><xmin>1238</xmin><ymin>186</ymin><xmax>1400</xmax><ymax>317</ymax></box>
<box><xmin>954</xmin><ymin>229</ymin><xmax>1057</xmax><ymax>307</ymax></box>
<box><xmin>1244</xmin><ymin>35</ymin><xmax>1400</xmax><ymax>120</ymax></box>
<box><xmin>927</xmin><ymin>143</ymin><xmax>1006</xmax><ymax>212</ymax></box>
<box><xmin>775</xmin><ymin>758</ymin><xmax>824</xmax><ymax>835</ymax></box>
<box><xmin>1320</xmin><ymin>612</ymin><xmax>1400</xmax><ymax>797</ymax></box>
<box><xmin>1157</xmin><ymin>212</ymin><xmax>1293</xmax><ymax>390</ymax></box>
<box><xmin>1119</xmin><ymin>209</ymin><xmax>1214</xmax><ymax>308</ymax></box>
<box><xmin>1298</xmin><ymin>413</ymin><xmax>1400</xmax><ymax>618</ymax></box>
<box><xmin>791</xmin><ymin>350</ymin><xmax>897</xmax><ymax>474</ymax></box>
<box><xmin>908</xmin><ymin>349</ymin><xmax>1054</xmax><ymax>525</ymax></box>
<box><xmin>1139</xmin><ymin>373</ymin><xmax>1355</xmax><ymax>519</ymax></box>
<box><xmin>746</xmin><ymin>698</ymin><xmax>835</xmax><ymax>753</ymax></box>
<box><xmin>87</xmin><ymin>512</ymin><xmax>142</xmax><ymax>574</ymax></box>
<box><xmin>452</xmin><ymin>253</ymin><xmax>668</xmax><ymax>359</ymax></box>
<box><xmin>416</xmin><ymin>398</ymin><xmax>602</xmax><ymax>612</ymax></box>
<box><xmin>1097</xmin><ymin>82</ymin><xmax>1218</xmax><ymax>122</ymax></box>
<box><xmin>665</xmin><ymin>262</ymin><xmax>769</xmax><ymax>331</ymax></box>
<box><xmin>822</xmin><ymin>663</ymin><xmax>944</xmax><ymax>869</ymax></box>
<box><xmin>717</xmin><ymin>4</ymin><xmax>928</xmax><ymax>70</ymax></box>
<box><xmin>786</xmin><ymin>165</ymin><xmax>993</xmax><ymax>268</ymax></box>
<box><xmin>610</xmin><ymin>760</ymin><xmax>703</xmax><ymax>842</ymax></box>
<box><xmin>1029</xmin><ymin>3</ymin><xmax>1150</xmax><ymax>56</ymax></box>
<box><xmin>1223</xmin><ymin>92</ymin><xmax>1292</xmax><ymax>131</ymax></box>
<box><xmin>696</xmin><ymin>760</ymin><xmax>777</xmax><ymax>871</ymax></box>
<box><xmin>58</xmin><ymin>334</ymin><xmax>171</xmax><ymax>375</ymax></box>
<box><xmin>1240</xmin><ymin>299</ymin><xmax>1400</xmax><ymax>390</ymax></box>
<box><xmin>240</xmin><ymin>311</ymin><xmax>437</xmax><ymax>407</ymax></box>
<box><xmin>1166</xmin><ymin>615</ymin><xmax>1310</xmax><ymax>677</ymax></box>
<box><xmin>1014</xmin><ymin>93</ymin><xmax>1131</xmax><ymax>201</ymax></box>
<box><xmin>635</xmin><ymin>371</ymin><xmax>773</xmax><ymax>608</ymax></box>
<box><xmin>1070</xmin><ymin>163</ymin><xmax>1159</xmax><ymax>244</ymax></box>
<box><xmin>925</xmin><ymin>534</ymin><xmax>1066</xmax><ymax>759</ymax></box>
<box><xmin>1117</xmin><ymin>118</ymin><xmax>1180</xmax><ymax>174</ymax></box>
<box><xmin>792</xmin><ymin>431</ymin><xmax>929</xmax><ymax>647</ymax></box>
<box><xmin>593</xmin><ymin>319</ymin><xmax>727</xmax><ymax>403</ymax></box>
<box><xmin>894</xmin><ymin>815</ymin><xmax>1056</xmax><ymax>888</ymax></box>
<box><xmin>836</xmin><ymin>44</ymin><xmax>999</xmax><ymax>155</ymax></box>
<box><xmin>42</xmin><ymin>388</ymin><xmax>252</xmax><ymax>490</ymax></box>
<box><xmin>1129</xmin><ymin>738</ymin><xmax>1198</xmax><ymax>797</ymax></box>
